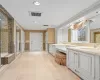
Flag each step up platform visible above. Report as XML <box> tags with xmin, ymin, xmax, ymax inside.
<box><xmin>1</xmin><ymin>54</ymin><xmax>15</xmax><ymax>65</ymax></box>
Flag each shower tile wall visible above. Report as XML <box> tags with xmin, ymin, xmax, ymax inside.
<box><xmin>8</xmin><ymin>19</ymin><xmax>14</xmax><ymax>53</ymax></box>
<box><xmin>0</xmin><ymin>12</ymin><xmax>8</xmax><ymax>53</ymax></box>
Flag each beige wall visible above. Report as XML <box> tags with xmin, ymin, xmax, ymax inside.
<box><xmin>25</xmin><ymin>31</ymin><xmax>30</xmax><ymax>51</ymax></box>
<box><xmin>47</xmin><ymin>28</ymin><xmax>55</xmax><ymax>44</ymax></box>
<box><xmin>90</xmin><ymin>28</ymin><xmax>100</xmax><ymax>43</ymax></box>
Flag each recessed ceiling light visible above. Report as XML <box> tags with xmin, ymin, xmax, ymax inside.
<box><xmin>33</xmin><ymin>1</ymin><xmax>40</xmax><ymax>5</ymax></box>
<box><xmin>43</xmin><ymin>25</ymin><xmax>49</xmax><ymax>26</ymax></box>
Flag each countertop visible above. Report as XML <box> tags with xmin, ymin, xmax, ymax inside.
<box><xmin>52</xmin><ymin>44</ymin><xmax>77</xmax><ymax>47</ymax></box>
<box><xmin>52</xmin><ymin>44</ymin><xmax>77</xmax><ymax>54</ymax></box>
<box><xmin>52</xmin><ymin>43</ymin><xmax>100</xmax><ymax>55</ymax></box>
<box><xmin>53</xmin><ymin>44</ymin><xmax>69</xmax><ymax>45</ymax></box>
<box><xmin>67</xmin><ymin>46</ymin><xmax>100</xmax><ymax>56</ymax></box>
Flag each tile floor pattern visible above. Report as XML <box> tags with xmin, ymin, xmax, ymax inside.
<box><xmin>0</xmin><ymin>52</ymin><xmax>80</xmax><ymax>80</ymax></box>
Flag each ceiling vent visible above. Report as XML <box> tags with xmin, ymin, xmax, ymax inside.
<box><xmin>29</xmin><ymin>11</ymin><xmax>42</xmax><ymax>17</ymax></box>
<box><xmin>43</xmin><ymin>25</ymin><xmax>49</xmax><ymax>26</ymax></box>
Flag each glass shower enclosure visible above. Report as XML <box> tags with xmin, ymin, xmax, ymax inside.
<box><xmin>0</xmin><ymin>11</ymin><xmax>8</xmax><ymax>67</ymax></box>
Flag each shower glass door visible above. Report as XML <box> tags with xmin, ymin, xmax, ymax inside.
<box><xmin>0</xmin><ymin>12</ymin><xmax>8</xmax><ymax>66</ymax></box>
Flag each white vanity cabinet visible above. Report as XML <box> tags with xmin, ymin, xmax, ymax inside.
<box><xmin>49</xmin><ymin>44</ymin><xmax>56</xmax><ymax>56</ymax></box>
<box><xmin>77</xmin><ymin>52</ymin><xmax>95</xmax><ymax>80</ymax></box>
<box><xmin>67</xmin><ymin>50</ymin><xmax>78</xmax><ymax>72</ymax></box>
<box><xmin>67</xmin><ymin>49</ymin><xmax>95</xmax><ymax>80</ymax></box>
<box><xmin>95</xmin><ymin>56</ymin><xmax>100</xmax><ymax>80</ymax></box>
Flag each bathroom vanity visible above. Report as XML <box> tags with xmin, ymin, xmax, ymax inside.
<box><xmin>50</xmin><ymin>43</ymin><xmax>100</xmax><ymax>80</ymax></box>
<box><xmin>67</xmin><ymin>46</ymin><xmax>100</xmax><ymax>80</ymax></box>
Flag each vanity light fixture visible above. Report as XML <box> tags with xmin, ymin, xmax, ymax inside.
<box><xmin>33</xmin><ymin>1</ymin><xmax>40</xmax><ymax>5</ymax></box>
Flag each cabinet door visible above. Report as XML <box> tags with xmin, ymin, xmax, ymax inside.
<box><xmin>78</xmin><ymin>52</ymin><xmax>95</xmax><ymax>80</ymax></box>
<box><xmin>95</xmin><ymin>56</ymin><xmax>100</xmax><ymax>80</ymax></box>
<box><xmin>49</xmin><ymin>44</ymin><xmax>56</xmax><ymax>56</ymax></box>
<box><xmin>67</xmin><ymin>50</ymin><xmax>78</xmax><ymax>71</ymax></box>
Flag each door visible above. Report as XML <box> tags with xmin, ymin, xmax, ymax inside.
<box><xmin>67</xmin><ymin>50</ymin><xmax>78</xmax><ymax>71</ymax></box>
<box><xmin>94</xmin><ymin>32</ymin><xmax>100</xmax><ymax>43</ymax></box>
<box><xmin>30</xmin><ymin>32</ymin><xmax>43</xmax><ymax>51</ymax></box>
<box><xmin>77</xmin><ymin>52</ymin><xmax>95</xmax><ymax>80</ymax></box>
<box><xmin>67</xmin><ymin>50</ymin><xmax>75</xmax><ymax>71</ymax></box>
<box><xmin>49</xmin><ymin>44</ymin><xmax>56</xmax><ymax>56</ymax></box>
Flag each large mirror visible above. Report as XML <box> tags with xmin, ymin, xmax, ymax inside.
<box><xmin>68</xmin><ymin>21</ymin><xmax>90</xmax><ymax>43</ymax></box>
<box><xmin>57</xmin><ymin>8</ymin><xmax>100</xmax><ymax>44</ymax></box>
<box><xmin>68</xmin><ymin>9</ymin><xmax>100</xmax><ymax>43</ymax></box>
<box><xmin>90</xmin><ymin>13</ymin><xmax>100</xmax><ymax>43</ymax></box>
<box><xmin>77</xmin><ymin>23</ymin><xmax>89</xmax><ymax>41</ymax></box>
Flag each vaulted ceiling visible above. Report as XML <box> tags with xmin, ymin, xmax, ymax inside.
<box><xmin>0</xmin><ymin>0</ymin><xmax>98</xmax><ymax>30</ymax></box>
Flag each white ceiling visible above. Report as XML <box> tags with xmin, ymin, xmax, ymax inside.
<box><xmin>88</xmin><ymin>13</ymin><xmax>100</xmax><ymax>29</ymax></box>
<box><xmin>90</xmin><ymin>16</ymin><xmax>100</xmax><ymax>29</ymax></box>
<box><xmin>0</xmin><ymin>0</ymin><xmax>98</xmax><ymax>30</ymax></box>
<box><xmin>80</xmin><ymin>8</ymin><xmax>100</xmax><ymax>29</ymax></box>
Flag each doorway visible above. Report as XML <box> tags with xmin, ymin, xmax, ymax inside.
<box><xmin>30</xmin><ymin>32</ymin><xmax>43</xmax><ymax>51</ymax></box>
<box><xmin>94</xmin><ymin>32</ymin><xmax>100</xmax><ymax>43</ymax></box>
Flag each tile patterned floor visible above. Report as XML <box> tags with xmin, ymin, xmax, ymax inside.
<box><xmin>0</xmin><ymin>52</ymin><xmax>80</xmax><ymax>80</ymax></box>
